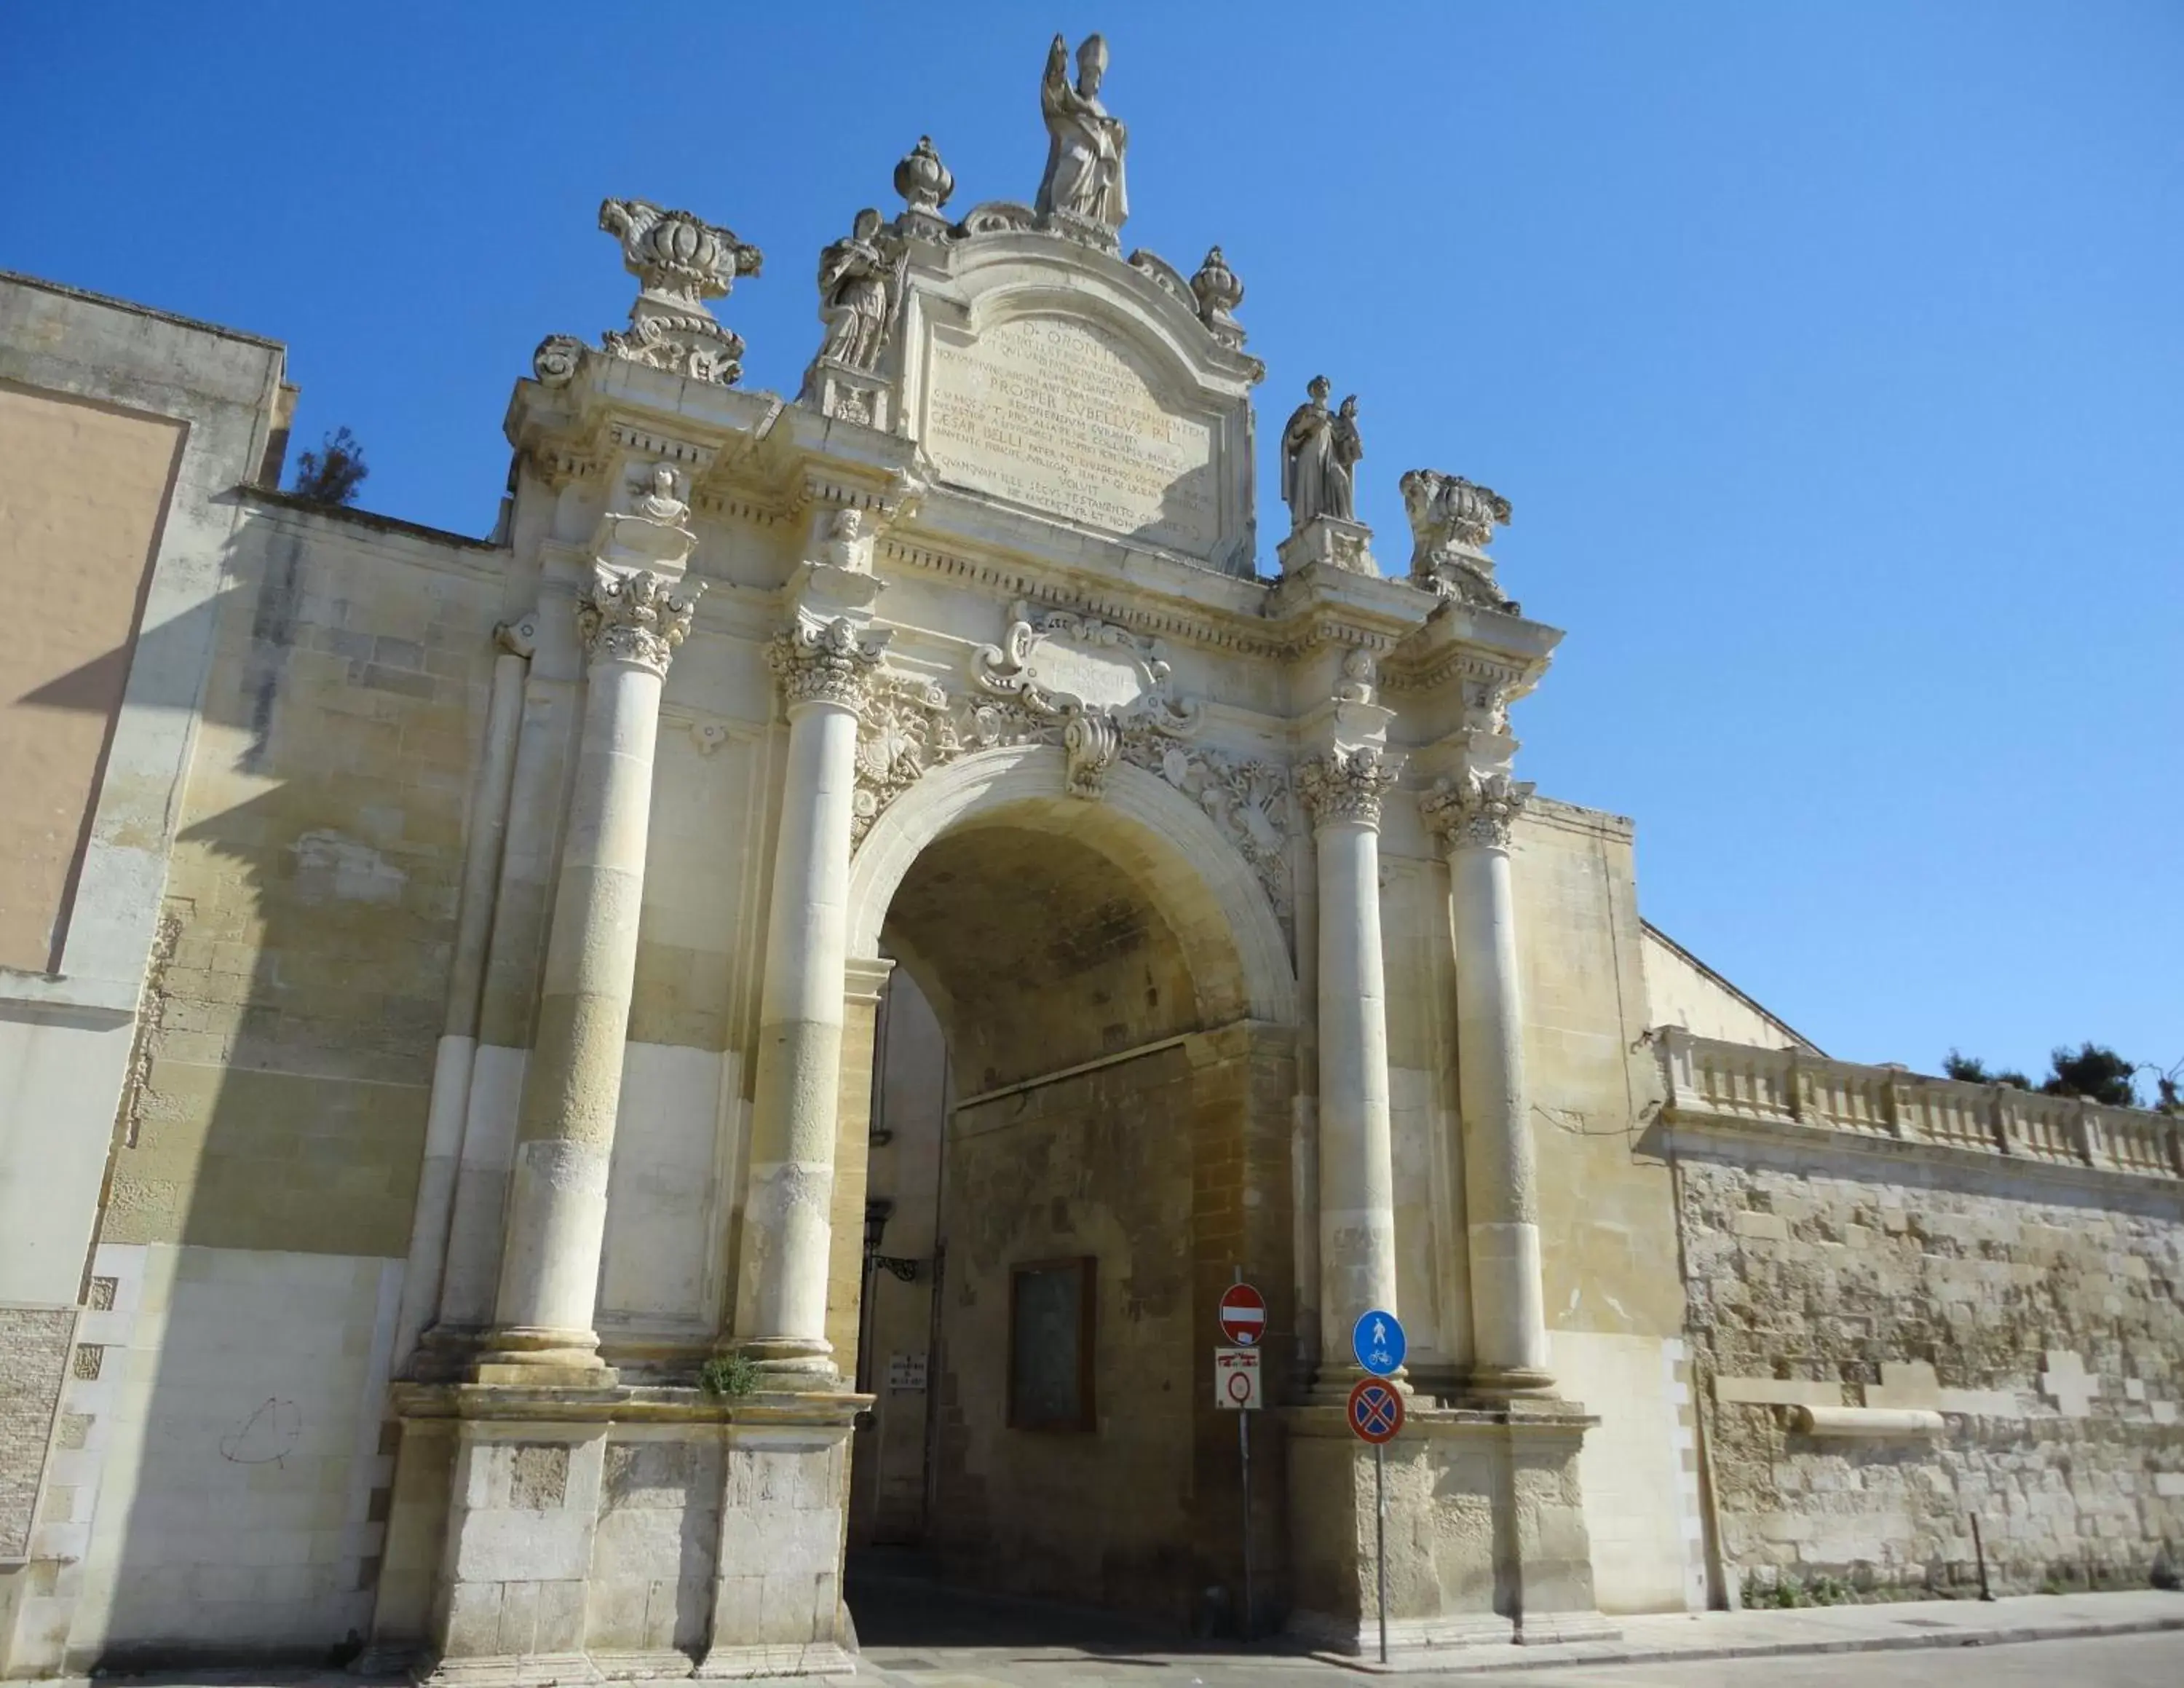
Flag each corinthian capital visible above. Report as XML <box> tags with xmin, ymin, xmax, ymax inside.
<box><xmin>1297</xmin><ymin>746</ymin><xmax>1401</xmax><ymax>831</ymax></box>
<box><xmin>577</xmin><ymin>566</ymin><xmax>703</xmax><ymax>677</ymax></box>
<box><xmin>1420</xmin><ymin>769</ymin><xmax>1534</xmax><ymax>851</ymax></box>
<box><xmin>769</xmin><ymin>614</ymin><xmax>891</xmax><ymax>711</ymax></box>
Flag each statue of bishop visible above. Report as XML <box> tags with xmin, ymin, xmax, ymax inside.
<box><xmin>1036</xmin><ymin>33</ymin><xmax>1129</xmax><ymax>230</ymax></box>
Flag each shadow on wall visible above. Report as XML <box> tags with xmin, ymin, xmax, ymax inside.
<box><xmin>29</xmin><ymin>506</ymin><xmax>497</xmax><ymax>1669</ymax></box>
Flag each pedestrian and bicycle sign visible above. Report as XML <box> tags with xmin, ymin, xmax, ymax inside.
<box><xmin>1218</xmin><ymin>1282</ymin><xmax>1266</xmax><ymax>1346</ymax></box>
<box><xmin>1348</xmin><ymin>1376</ymin><xmax>1404</xmax><ymax>1443</ymax></box>
<box><xmin>1353</xmin><ymin>1307</ymin><xmax>1404</xmax><ymax>1376</ymax></box>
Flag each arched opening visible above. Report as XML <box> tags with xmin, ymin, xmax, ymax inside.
<box><xmin>842</xmin><ymin>755</ymin><xmax>1299</xmax><ymax>1633</ymax></box>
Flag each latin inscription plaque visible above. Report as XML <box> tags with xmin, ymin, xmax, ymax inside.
<box><xmin>924</xmin><ymin>315</ymin><xmax>1219</xmax><ymax>557</ymax></box>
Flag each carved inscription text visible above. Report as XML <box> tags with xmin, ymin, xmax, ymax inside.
<box><xmin>924</xmin><ymin>315</ymin><xmax>1217</xmax><ymax>556</ymax></box>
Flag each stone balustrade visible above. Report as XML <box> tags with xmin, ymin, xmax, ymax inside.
<box><xmin>1653</xmin><ymin>1028</ymin><xmax>2184</xmax><ymax>1180</ymax></box>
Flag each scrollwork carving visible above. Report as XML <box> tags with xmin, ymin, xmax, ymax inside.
<box><xmin>1419</xmin><ymin>768</ymin><xmax>1534</xmax><ymax>851</ymax></box>
<box><xmin>971</xmin><ymin>601</ymin><xmax>1198</xmax><ymax>799</ymax></box>
<box><xmin>1297</xmin><ymin>746</ymin><xmax>1401</xmax><ymax>831</ymax></box>
<box><xmin>850</xmin><ymin>673</ymin><xmax>961</xmax><ymax>840</ymax></box>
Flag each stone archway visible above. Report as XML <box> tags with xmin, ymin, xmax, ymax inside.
<box><xmin>840</xmin><ymin>744</ymin><xmax>1301</xmax><ymax>1626</ymax></box>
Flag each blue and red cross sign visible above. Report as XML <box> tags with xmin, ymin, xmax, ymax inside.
<box><xmin>1347</xmin><ymin>1377</ymin><xmax>1404</xmax><ymax>1444</ymax></box>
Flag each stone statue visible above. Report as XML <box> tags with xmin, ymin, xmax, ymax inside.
<box><xmin>1036</xmin><ymin>33</ymin><xmax>1129</xmax><ymax>230</ymax></box>
<box><xmin>813</xmin><ymin>208</ymin><xmax>901</xmax><ymax>372</ymax></box>
<box><xmin>1279</xmin><ymin>376</ymin><xmax>1337</xmax><ymax>533</ymax></box>
<box><xmin>1328</xmin><ymin>395</ymin><xmax>1363</xmax><ymax>523</ymax></box>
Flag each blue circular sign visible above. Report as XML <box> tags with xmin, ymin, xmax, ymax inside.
<box><xmin>1352</xmin><ymin>1308</ymin><xmax>1405</xmax><ymax>1376</ymax></box>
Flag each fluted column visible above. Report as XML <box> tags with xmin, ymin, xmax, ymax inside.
<box><xmin>479</xmin><ymin>564</ymin><xmax>700</xmax><ymax>1376</ymax></box>
<box><xmin>733</xmin><ymin>613</ymin><xmax>890</xmax><ymax>1376</ymax></box>
<box><xmin>1422</xmin><ymin>770</ymin><xmax>1551</xmax><ymax>1393</ymax></box>
<box><xmin>1297</xmin><ymin>745</ymin><xmax>1402</xmax><ymax>1383</ymax></box>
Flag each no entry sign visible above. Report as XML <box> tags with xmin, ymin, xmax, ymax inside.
<box><xmin>1348</xmin><ymin>1377</ymin><xmax>1404</xmax><ymax>1444</ymax></box>
<box><xmin>1217</xmin><ymin>1282</ymin><xmax>1267</xmax><ymax>1346</ymax></box>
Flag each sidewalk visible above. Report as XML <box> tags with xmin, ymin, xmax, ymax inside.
<box><xmin>1328</xmin><ymin>1588</ymin><xmax>2184</xmax><ymax>1674</ymax></box>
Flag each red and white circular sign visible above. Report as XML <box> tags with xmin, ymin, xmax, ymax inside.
<box><xmin>1218</xmin><ymin>1282</ymin><xmax>1267</xmax><ymax>1346</ymax></box>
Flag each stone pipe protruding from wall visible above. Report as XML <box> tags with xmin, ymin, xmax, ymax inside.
<box><xmin>1787</xmin><ymin>1405</ymin><xmax>1945</xmax><ymax>1437</ymax></box>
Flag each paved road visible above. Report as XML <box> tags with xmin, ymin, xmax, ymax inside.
<box><xmin>852</xmin><ymin>1630</ymin><xmax>2184</xmax><ymax>1685</ymax></box>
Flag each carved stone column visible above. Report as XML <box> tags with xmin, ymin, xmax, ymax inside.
<box><xmin>1297</xmin><ymin>744</ymin><xmax>1403</xmax><ymax>1386</ymax></box>
<box><xmin>478</xmin><ymin>564</ymin><xmax>700</xmax><ymax>1377</ymax></box>
<box><xmin>734</xmin><ymin>613</ymin><xmax>890</xmax><ymax>1376</ymax></box>
<box><xmin>1421</xmin><ymin>770</ymin><xmax>1551</xmax><ymax>1394</ymax></box>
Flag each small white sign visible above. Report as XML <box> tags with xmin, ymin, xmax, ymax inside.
<box><xmin>1214</xmin><ymin>1346</ymin><xmax>1260</xmax><ymax>1411</ymax></box>
<box><xmin>886</xmin><ymin>1352</ymin><xmax>928</xmax><ymax>1392</ymax></box>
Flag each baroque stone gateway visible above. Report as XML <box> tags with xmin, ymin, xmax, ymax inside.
<box><xmin>1</xmin><ymin>28</ymin><xmax>2180</xmax><ymax>1684</ymax></box>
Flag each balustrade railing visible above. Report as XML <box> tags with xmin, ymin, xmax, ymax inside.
<box><xmin>1653</xmin><ymin>1028</ymin><xmax>2182</xmax><ymax>1181</ymax></box>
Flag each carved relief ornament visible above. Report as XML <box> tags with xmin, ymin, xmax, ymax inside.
<box><xmin>1297</xmin><ymin>746</ymin><xmax>1401</xmax><ymax>830</ymax></box>
<box><xmin>972</xmin><ymin>602</ymin><xmax>1199</xmax><ymax>798</ymax></box>
<box><xmin>769</xmin><ymin>615</ymin><xmax>890</xmax><ymax>711</ymax></box>
<box><xmin>1419</xmin><ymin>769</ymin><xmax>1534</xmax><ymax>851</ymax></box>
<box><xmin>577</xmin><ymin>566</ymin><xmax>703</xmax><ymax>677</ymax></box>
<box><xmin>841</xmin><ymin>661</ymin><xmax>1294</xmax><ymax>928</ymax></box>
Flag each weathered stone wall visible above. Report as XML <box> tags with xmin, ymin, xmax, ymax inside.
<box><xmin>1677</xmin><ymin>1137</ymin><xmax>2184</xmax><ymax>1595</ymax></box>
<box><xmin>25</xmin><ymin>498</ymin><xmax>507</xmax><ymax>1668</ymax></box>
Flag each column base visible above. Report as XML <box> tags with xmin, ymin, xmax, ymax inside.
<box><xmin>475</xmin><ymin>1324</ymin><xmax>615</xmax><ymax>1384</ymax></box>
<box><xmin>1462</xmin><ymin>1365</ymin><xmax>1557</xmax><ymax>1401</ymax></box>
<box><xmin>730</xmin><ymin>1336</ymin><xmax>839</xmax><ymax>1382</ymax></box>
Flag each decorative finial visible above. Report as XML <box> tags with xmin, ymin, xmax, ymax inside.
<box><xmin>894</xmin><ymin>135</ymin><xmax>955</xmax><ymax>219</ymax></box>
<box><xmin>1399</xmin><ymin>470</ymin><xmax>1518</xmax><ymax>612</ymax></box>
<box><xmin>590</xmin><ymin>198</ymin><xmax>764</xmax><ymax>385</ymax></box>
<box><xmin>1190</xmin><ymin>246</ymin><xmax>1246</xmax><ymax>349</ymax></box>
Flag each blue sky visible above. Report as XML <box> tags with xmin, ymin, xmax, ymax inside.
<box><xmin>5</xmin><ymin>2</ymin><xmax>2178</xmax><ymax>1086</ymax></box>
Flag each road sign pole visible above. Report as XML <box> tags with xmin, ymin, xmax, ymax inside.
<box><xmin>1374</xmin><ymin>1440</ymin><xmax>1388</xmax><ymax>1665</ymax></box>
<box><xmin>1233</xmin><ymin>1266</ymin><xmax>1253</xmax><ymax>1642</ymax></box>
<box><xmin>1239</xmin><ymin>1405</ymin><xmax>1253</xmax><ymax>1639</ymax></box>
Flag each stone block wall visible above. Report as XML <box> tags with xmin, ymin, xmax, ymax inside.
<box><xmin>1677</xmin><ymin>1140</ymin><xmax>2184</xmax><ymax>1595</ymax></box>
<box><xmin>12</xmin><ymin>498</ymin><xmax>509</xmax><ymax>1671</ymax></box>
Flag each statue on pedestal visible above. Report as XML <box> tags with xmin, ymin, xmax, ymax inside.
<box><xmin>1280</xmin><ymin>376</ymin><xmax>1337</xmax><ymax>533</ymax></box>
<box><xmin>812</xmin><ymin>208</ymin><xmax>902</xmax><ymax>373</ymax></box>
<box><xmin>1329</xmin><ymin>395</ymin><xmax>1364</xmax><ymax>522</ymax></box>
<box><xmin>1036</xmin><ymin>33</ymin><xmax>1129</xmax><ymax>231</ymax></box>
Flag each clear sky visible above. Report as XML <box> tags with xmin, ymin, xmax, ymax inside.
<box><xmin>5</xmin><ymin>2</ymin><xmax>2177</xmax><ymax>1089</ymax></box>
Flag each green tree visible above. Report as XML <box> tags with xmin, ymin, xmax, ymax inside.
<box><xmin>291</xmin><ymin>425</ymin><xmax>368</xmax><ymax>506</ymax></box>
<box><xmin>2040</xmin><ymin>1042</ymin><xmax>2138</xmax><ymax>1107</ymax></box>
<box><xmin>1942</xmin><ymin>1049</ymin><xmax>2029</xmax><ymax>1088</ymax></box>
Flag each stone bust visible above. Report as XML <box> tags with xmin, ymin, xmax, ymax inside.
<box><xmin>1036</xmin><ymin>33</ymin><xmax>1129</xmax><ymax>230</ymax></box>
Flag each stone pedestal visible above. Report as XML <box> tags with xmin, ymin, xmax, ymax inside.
<box><xmin>379</xmin><ymin>1386</ymin><xmax>861</xmax><ymax>1687</ymax></box>
<box><xmin>797</xmin><ymin>358</ymin><xmax>894</xmax><ymax>432</ymax></box>
<box><xmin>1283</xmin><ymin>1401</ymin><xmax>1616</xmax><ymax>1656</ymax></box>
<box><xmin>1278</xmin><ymin>515</ymin><xmax>1378</xmax><ymax>578</ymax></box>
